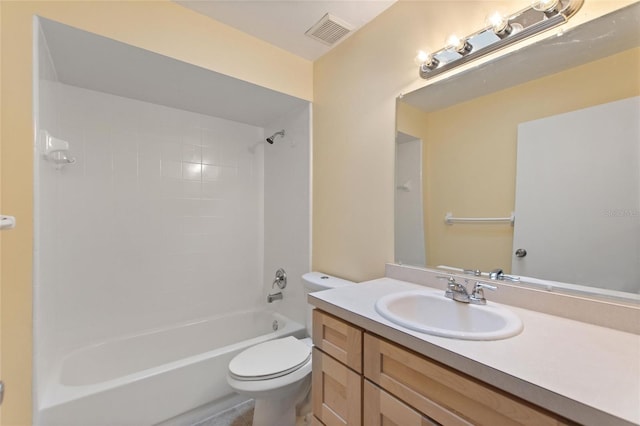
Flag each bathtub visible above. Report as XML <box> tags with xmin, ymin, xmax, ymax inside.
<box><xmin>37</xmin><ymin>309</ymin><xmax>306</xmax><ymax>426</ymax></box>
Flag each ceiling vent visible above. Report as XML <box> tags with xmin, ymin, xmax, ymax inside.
<box><xmin>305</xmin><ymin>13</ymin><xmax>353</xmax><ymax>46</ymax></box>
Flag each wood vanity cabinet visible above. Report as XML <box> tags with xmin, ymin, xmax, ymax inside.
<box><xmin>312</xmin><ymin>309</ymin><xmax>577</xmax><ymax>426</ymax></box>
<box><xmin>312</xmin><ymin>309</ymin><xmax>363</xmax><ymax>426</ymax></box>
<box><xmin>363</xmin><ymin>333</ymin><xmax>577</xmax><ymax>426</ymax></box>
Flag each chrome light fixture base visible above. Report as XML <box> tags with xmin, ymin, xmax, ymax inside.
<box><xmin>418</xmin><ymin>0</ymin><xmax>584</xmax><ymax>80</ymax></box>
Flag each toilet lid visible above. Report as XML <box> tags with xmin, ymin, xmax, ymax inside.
<box><xmin>229</xmin><ymin>336</ymin><xmax>311</xmax><ymax>380</ymax></box>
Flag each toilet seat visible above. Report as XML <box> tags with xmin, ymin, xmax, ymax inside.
<box><xmin>229</xmin><ymin>336</ymin><xmax>311</xmax><ymax>381</ymax></box>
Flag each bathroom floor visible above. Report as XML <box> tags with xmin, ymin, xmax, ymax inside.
<box><xmin>192</xmin><ymin>400</ymin><xmax>254</xmax><ymax>426</ymax></box>
<box><xmin>192</xmin><ymin>400</ymin><xmax>310</xmax><ymax>426</ymax></box>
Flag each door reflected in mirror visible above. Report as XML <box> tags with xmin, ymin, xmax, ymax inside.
<box><xmin>395</xmin><ymin>3</ymin><xmax>640</xmax><ymax>301</ymax></box>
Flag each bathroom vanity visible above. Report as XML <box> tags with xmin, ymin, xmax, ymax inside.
<box><xmin>309</xmin><ymin>269</ymin><xmax>640</xmax><ymax>426</ymax></box>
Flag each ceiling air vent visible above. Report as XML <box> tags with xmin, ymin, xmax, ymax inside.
<box><xmin>305</xmin><ymin>13</ymin><xmax>353</xmax><ymax>46</ymax></box>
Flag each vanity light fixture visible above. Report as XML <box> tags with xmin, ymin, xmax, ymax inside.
<box><xmin>417</xmin><ymin>0</ymin><xmax>584</xmax><ymax>80</ymax></box>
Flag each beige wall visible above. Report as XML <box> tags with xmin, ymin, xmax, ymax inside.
<box><xmin>418</xmin><ymin>47</ymin><xmax>640</xmax><ymax>272</ymax></box>
<box><xmin>0</xmin><ymin>2</ymin><xmax>311</xmax><ymax>424</ymax></box>
<box><xmin>312</xmin><ymin>0</ymin><xmax>634</xmax><ymax>283</ymax></box>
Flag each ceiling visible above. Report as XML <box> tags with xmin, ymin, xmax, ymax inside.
<box><xmin>40</xmin><ymin>18</ymin><xmax>307</xmax><ymax>127</ymax></box>
<box><xmin>174</xmin><ymin>0</ymin><xmax>396</xmax><ymax>61</ymax></box>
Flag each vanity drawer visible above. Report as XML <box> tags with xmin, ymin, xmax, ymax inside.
<box><xmin>312</xmin><ymin>347</ymin><xmax>362</xmax><ymax>426</ymax></box>
<box><xmin>364</xmin><ymin>380</ymin><xmax>440</xmax><ymax>426</ymax></box>
<box><xmin>364</xmin><ymin>333</ymin><xmax>575</xmax><ymax>426</ymax></box>
<box><xmin>313</xmin><ymin>309</ymin><xmax>362</xmax><ymax>373</ymax></box>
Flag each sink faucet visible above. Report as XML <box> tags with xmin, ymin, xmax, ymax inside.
<box><xmin>438</xmin><ymin>276</ymin><xmax>497</xmax><ymax>304</ymax></box>
<box><xmin>438</xmin><ymin>276</ymin><xmax>470</xmax><ymax>303</ymax></box>
<box><xmin>489</xmin><ymin>268</ymin><xmax>520</xmax><ymax>282</ymax></box>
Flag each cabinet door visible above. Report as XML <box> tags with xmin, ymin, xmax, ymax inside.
<box><xmin>312</xmin><ymin>416</ymin><xmax>326</xmax><ymax>426</ymax></box>
<box><xmin>364</xmin><ymin>334</ymin><xmax>575</xmax><ymax>426</ymax></box>
<box><xmin>313</xmin><ymin>310</ymin><xmax>362</xmax><ymax>373</ymax></box>
<box><xmin>312</xmin><ymin>347</ymin><xmax>362</xmax><ymax>426</ymax></box>
<box><xmin>364</xmin><ymin>380</ymin><xmax>439</xmax><ymax>426</ymax></box>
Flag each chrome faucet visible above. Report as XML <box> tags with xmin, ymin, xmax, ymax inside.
<box><xmin>438</xmin><ymin>276</ymin><xmax>497</xmax><ymax>304</ymax></box>
<box><xmin>273</xmin><ymin>268</ymin><xmax>287</xmax><ymax>289</ymax></box>
<box><xmin>438</xmin><ymin>276</ymin><xmax>470</xmax><ymax>303</ymax></box>
<box><xmin>267</xmin><ymin>268</ymin><xmax>287</xmax><ymax>303</ymax></box>
<box><xmin>267</xmin><ymin>292</ymin><xmax>283</xmax><ymax>303</ymax></box>
<box><xmin>489</xmin><ymin>268</ymin><xmax>503</xmax><ymax>280</ymax></box>
<box><xmin>489</xmin><ymin>268</ymin><xmax>520</xmax><ymax>282</ymax></box>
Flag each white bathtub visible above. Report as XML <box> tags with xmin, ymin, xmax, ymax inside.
<box><xmin>37</xmin><ymin>309</ymin><xmax>306</xmax><ymax>426</ymax></box>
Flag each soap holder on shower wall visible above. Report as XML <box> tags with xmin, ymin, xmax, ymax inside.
<box><xmin>41</xmin><ymin>130</ymin><xmax>76</xmax><ymax>166</ymax></box>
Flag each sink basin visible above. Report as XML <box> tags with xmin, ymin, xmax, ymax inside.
<box><xmin>375</xmin><ymin>290</ymin><xmax>523</xmax><ymax>340</ymax></box>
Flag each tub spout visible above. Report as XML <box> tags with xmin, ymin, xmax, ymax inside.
<box><xmin>267</xmin><ymin>292</ymin><xmax>283</xmax><ymax>303</ymax></box>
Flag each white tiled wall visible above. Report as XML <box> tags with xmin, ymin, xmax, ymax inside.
<box><xmin>34</xmin><ymin>21</ymin><xmax>62</xmax><ymax>407</ymax></box>
<box><xmin>36</xmin><ymin>83</ymin><xmax>271</xmax><ymax>366</ymax></box>
<box><xmin>264</xmin><ymin>105</ymin><xmax>312</xmax><ymax>325</ymax></box>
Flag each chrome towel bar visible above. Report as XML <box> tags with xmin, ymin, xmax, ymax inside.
<box><xmin>445</xmin><ymin>212</ymin><xmax>514</xmax><ymax>225</ymax></box>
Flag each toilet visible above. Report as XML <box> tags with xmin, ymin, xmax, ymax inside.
<box><xmin>227</xmin><ymin>272</ymin><xmax>354</xmax><ymax>426</ymax></box>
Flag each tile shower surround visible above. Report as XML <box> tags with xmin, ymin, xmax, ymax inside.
<box><xmin>37</xmin><ymin>82</ymin><xmax>267</xmax><ymax>357</ymax></box>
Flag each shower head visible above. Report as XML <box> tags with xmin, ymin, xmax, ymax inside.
<box><xmin>266</xmin><ymin>130</ymin><xmax>285</xmax><ymax>144</ymax></box>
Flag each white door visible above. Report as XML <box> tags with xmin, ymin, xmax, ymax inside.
<box><xmin>512</xmin><ymin>97</ymin><xmax>639</xmax><ymax>292</ymax></box>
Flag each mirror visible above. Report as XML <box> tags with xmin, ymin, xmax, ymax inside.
<box><xmin>395</xmin><ymin>3</ymin><xmax>640</xmax><ymax>301</ymax></box>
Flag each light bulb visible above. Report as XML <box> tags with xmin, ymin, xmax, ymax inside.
<box><xmin>415</xmin><ymin>50</ymin><xmax>439</xmax><ymax>71</ymax></box>
<box><xmin>414</xmin><ymin>50</ymin><xmax>430</xmax><ymax>66</ymax></box>
<box><xmin>446</xmin><ymin>34</ymin><xmax>461</xmax><ymax>50</ymax></box>
<box><xmin>487</xmin><ymin>12</ymin><xmax>511</xmax><ymax>36</ymax></box>
<box><xmin>446</xmin><ymin>35</ymin><xmax>472</xmax><ymax>55</ymax></box>
<box><xmin>531</xmin><ymin>0</ymin><xmax>559</xmax><ymax>12</ymax></box>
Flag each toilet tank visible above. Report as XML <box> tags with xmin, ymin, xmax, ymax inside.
<box><xmin>302</xmin><ymin>272</ymin><xmax>355</xmax><ymax>336</ymax></box>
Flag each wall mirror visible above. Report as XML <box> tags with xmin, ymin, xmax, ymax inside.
<box><xmin>395</xmin><ymin>3</ymin><xmax>639</xmax><ymax>302</ymax></box>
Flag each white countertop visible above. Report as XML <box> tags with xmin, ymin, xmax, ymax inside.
<box><xmin>309</xmin><ymin>277</ymin><xmax>640</xmax><ymax>426</ymax></box>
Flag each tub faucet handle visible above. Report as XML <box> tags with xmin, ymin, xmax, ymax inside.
<box><xmin>272</xmin><ymin>268</ymin><xmax>287</xmax><ymax>289</ymax></box>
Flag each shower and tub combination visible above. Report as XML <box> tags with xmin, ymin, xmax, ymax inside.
<box><xmin>33</xmin><ymin>18</ymin><xmax>311</xmax><ymax>425</ymax></box>
<box><xmin>39</xmin><ymin>311</ymin><xmax>305</xmax><ymax>425</ymax></box>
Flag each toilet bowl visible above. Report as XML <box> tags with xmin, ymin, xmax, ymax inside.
<box><xmin>227</xmin><ymin>272</ymin><xmax>354</xmax><ymax>426</ymax></box>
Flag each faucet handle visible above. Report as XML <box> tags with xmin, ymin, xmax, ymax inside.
<box><xmin>474</xmin><ymin>282</ymin><xmax>497</xmax><ymax>292</ymax></box>
<box><xmin>436</xmin><ymin>275</ymin><xmax>457</xmax><ymax>283</ymax></box>
<box><xmin>436</xmin><ymin>275</ymin><xmax>455</xmax><ymax>284</ymax></box>
<box><xmin>436</xmin><ymin>275</ymin><xmax>460</xmax><ymax>290</ymax></box>
<box><xmin>501</xmin><ymin>274</ymin><xmax>520</xmax><ymax>282</ymax></box>
<box><xmin>489</xmin><ymin>268</ymin><xmax>520</xmax><ymax>282</ymax></box>
<box><xmin>470</xmin><ymin>281</ymin><xmax>497</xmax><ymax>304</ymax></box>
<box><xmin>437</xmin><ymin>276</ymin><xmax>458</xmax><ymax>299</ymax></box>
<box><xmin>272</xmin><ymin>268</ymin><xmax>287</xmax><ymax>289</ymax></box>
